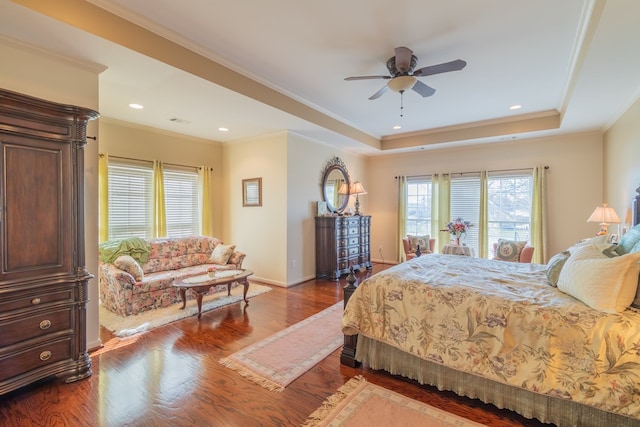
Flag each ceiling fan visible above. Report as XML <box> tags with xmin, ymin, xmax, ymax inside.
<box><xmin>345</xmin><ymin>46</ymin><xmax>467</xmax><ymax>101</ymax></box>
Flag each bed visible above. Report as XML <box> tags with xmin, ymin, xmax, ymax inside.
<box><xmin>341</xmin><ymin>191</ymin><xmax>640</xmax><ymax>427</ymax></box>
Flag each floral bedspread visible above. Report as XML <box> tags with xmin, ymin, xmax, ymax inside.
<box><xmin>342</xmin><ymin>255</ymin><xmax>640</xmax><ymax>419</ymax></box>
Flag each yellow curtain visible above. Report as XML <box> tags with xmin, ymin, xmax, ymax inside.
<box><xmin>98</xmin><ymin>153</ymin><xmax>109</xmax><ymax>242</ymax></box>
<box><xmin>397</xmin><ymin>176</ymin><xmax>407</xmax><ymax>262</ymax></box>
<box><xmin>431</xmin><ymin>173</ymin><xmax>450</xmax><ymax>253</ymax></box>
<box><xmin>531</xmin><ymin>165</ymin><xmax>548</xmax><ymax>263</ymax></box>
<box><xmin>153</xmin><ymin>160</ymin><xmax>166</xmax><ymax>237</ymax></box>
<box><xmin>199</xmin><ymin>166</ymin><xmax>214</xmax><ymax>236</ymax></box>
<box><xmin>478</xmin><ymin>170</ymin><xmax>489</xmax><ymax>258</ymax></box>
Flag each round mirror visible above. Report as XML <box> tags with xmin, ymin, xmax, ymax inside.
<box><xmin>320</xmin><ymin>157</ymin><xmax>350</xmax><ymax>213</ymax></box>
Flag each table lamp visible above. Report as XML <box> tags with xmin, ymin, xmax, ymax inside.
<box><xmin>587</xmin><ymin>203</ymin><xmax>620</xmax><ymax>235</ymax></box>
<box><xmin>350</xmin><ymin>181</ymin><xmax>367</xmax><ymax>215</ymax></box>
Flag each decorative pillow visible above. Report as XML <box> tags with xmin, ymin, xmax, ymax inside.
<box><xmin>545</xmin><ymin>250</ymin><xmax>570</xmax><ymax>287</ymax></box>
<box><xmin>616</xmin><ymin>224</ymin><xmax>640</xmax><ymax>255</ymax></box>
<box><xmin>494</xmin><ymin>239</ymin><xmax>527</xmax><ymax>262</ymax></box>
<box><xmin>557</xmin><ymin>250</ymin><xmax>640</xmax><ymax>313</ymax></box>
<box><xmin>408</xmin><ymin>234</ymin><xmax>431</xmax><ymax>253</ymax></box>
<box><xmin>114</xmin><ymin>255</ymin><xmax>144</xmax><ymax>281</ymax></box>
<box><xmin>208</xmin><ymin>244</ymin><xmax>236</xmax><ymax>265</ymax></box>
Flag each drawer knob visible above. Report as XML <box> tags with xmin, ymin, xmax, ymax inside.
<box><xmin>31</xmin><ymin>297</ymin><xmax>41</xmax><ymax>305</ymax></box>
<box><xmin>39</xmin><ymin>319</ymin><xmax>52</xmax><ymax>330</ymax></box>
<box><xmin>39</xmin><ymin>351</ymin><xmax>52</xmax><ymax>361</ymax></box>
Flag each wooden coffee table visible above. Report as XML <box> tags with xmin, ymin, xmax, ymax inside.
<box><xmin>173</xmin><ymin>269</ymin><xmax>253</xmax><ymax>319</ymax></box>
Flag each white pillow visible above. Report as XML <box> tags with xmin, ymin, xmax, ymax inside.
<box><xmin>114</xmin><ymin>255</ymin><xmax>144</xmax><ymax>281</ymax></box>
<box><xmin>557</xmin><ymin>249</ymin><xmax>640</xmax><ymax>313</ymax></box>
<box><xmin>208</xmin><ymin>244</ymin><xmax>236</xmax><ymax>265</ymax></box>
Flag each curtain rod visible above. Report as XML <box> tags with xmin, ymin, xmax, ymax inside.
<box><xmin>395</xmin><ymin>165</ymin><xmax>548</xmax><ymax>179</ymax></box>
<box><xmin>99</xmin><ymin>153</ymin><xmax>212</xmax><ymax>171</ymax></box>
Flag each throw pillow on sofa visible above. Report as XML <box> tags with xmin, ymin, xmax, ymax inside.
<box><xmin>114</xmin><ymin>255</ymin><xmax>144</xmax><ymax>281</ymax></box>
<box><xmin>208</xmin><ymin>244</ymin><xmax>236</xmax><ymax>265</ymax></box>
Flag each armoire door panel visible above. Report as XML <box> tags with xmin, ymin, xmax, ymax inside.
<box><xmin>1</xmin><ymin>138</ymin><xmax>71</xmax><ymax>278</ymax></box>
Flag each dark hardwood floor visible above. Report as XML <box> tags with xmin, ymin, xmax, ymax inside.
<box><xmin>0</xmin><ymin>263</ymin><xmax>552</xmax><ymax>426</ymax></box>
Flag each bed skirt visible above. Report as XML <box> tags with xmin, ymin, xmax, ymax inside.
<box><xmin>355</xmin><ymin>335</ymin><xmax>637</xmax><ymax>427</ymax></box>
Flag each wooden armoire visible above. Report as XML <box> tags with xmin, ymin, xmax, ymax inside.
<box><xmin>0</xmin><ymin>89</ymin><xmax>99</xmax><ymax>395</ymax></box>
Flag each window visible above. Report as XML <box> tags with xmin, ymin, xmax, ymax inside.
<box><xmin>487</xmin><ymin>173</ymin><xmax>532</xmax><ymax>252</ymax></box>
<box><xmin>164</xmin><ymin>167</ymin><xmax>200</xmax><ymax>237</ymax></box>
<box><xmin>106</xmin><ymin>161</ymin><xmax>200</xmax><ymax>240</ymax></box>
<box><xmin>403</xmin><ymin>171</ymin><xmax>533</xmax><ymax>257</ymax></box>
<box><xmin>450</xmin><ymin>175</ymin><xmax>480</xmax><ymax>252</ymax></box>
<box><xmin>107</xmin><ymin>162</ymin><xmax>153</xmax><ymax>240</ymax></box>
<box><xmin>406</xmin><ymin>178</ymin><xmax>432</xmax><ymax>236</ymax></box>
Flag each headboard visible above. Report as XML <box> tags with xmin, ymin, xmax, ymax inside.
<box><xmin>634</xmin><ymin>185</ymin><xmax>640</xmax><ymax>226</ymax></box>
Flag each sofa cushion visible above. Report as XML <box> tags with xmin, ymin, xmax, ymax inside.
<box><xmin>208</xmin><ymin>244</ymin><xmax>236</xmax><ymax>265</ymax></box>
<box><xmin>141</xmin><ymin>236</ymin><xmax>222</xmax><ymax>273</ymax></box>
<box><xmin>114</xmin><ymin>255</ymin><xmax>144</xmax><ymax>281</ymax></box>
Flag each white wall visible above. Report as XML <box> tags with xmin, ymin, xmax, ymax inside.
<box><xmin>1</xmin><ymin>37</ymin><xmax>102</xmax><ymax>350</ymax></box>
<box><xmin>223</xmin><ymin>132</ymin><xmax>289</xmax><ymax>285</ymax></box>
<box><xmin>366</xmin><ymin>132</ymin><xmax>604</xmax><ymax>263</ymax></box>
<box><xmin>603</xmin><ymin>97</ymin><xmax>640</xmax><ymax>230</ymax></box>
<box><xmin>286</xmin><ymin>134</ymin><xmax>366</xmax><ymax>285</ymax></box>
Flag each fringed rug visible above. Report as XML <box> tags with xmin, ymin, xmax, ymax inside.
<box><xmin>219</xmin><ymin>301</ymin><xmax>344</xmax><ymax>391</ymax></box>
<box><xmin>303</xmin><ymin>376</ymin><xmax>487</xmax><ymax>427</ymax></box>
<box><xmin>100</xmin><ymin>283</ymin><xmax>272</xmax><ymax>337</ymax></box>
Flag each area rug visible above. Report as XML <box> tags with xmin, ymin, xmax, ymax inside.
<box><xmin>99</xmin><ymin>283</ymin><xmax>272</xmax><ymax>337</ymax></box>
<box><xmin>219</xmin><ymin>301</ymin><xmax>344</xmax><ymax>391</ymax></box>
<box><xmin>303</xmin><ymin>376</ymin><xmax>487</xmax><ymax>427</ymax></box>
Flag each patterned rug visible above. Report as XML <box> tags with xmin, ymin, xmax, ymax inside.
<box><xmin>100</xmin><ymin>283</ymin><xmax>272</xmax><ymax>337</ymax></box>
<box><xmin>303</xmin><ymin>376</ymin><xmax>487</xmax><ymax>427</ymax></box>
<box><xmin>219</xmin><ymin>301</ymin><xmax>344</xmax><ymax>391</ymax></box>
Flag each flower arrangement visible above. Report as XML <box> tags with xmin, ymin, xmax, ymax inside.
<box><xmin>207</xmin><ymin>266</ymin><xmax>218</xmax><ymax>277</ymax></box>
<box><xmin>442</xmin><ymin>217</ymin><xmax>473</xmax><ymax>239</ymax></box>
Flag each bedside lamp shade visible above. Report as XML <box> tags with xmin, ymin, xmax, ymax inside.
<box><xmin>587</xmin><ymin>203</ymin><xmax>620</xmax><ymax>235</ymax></box>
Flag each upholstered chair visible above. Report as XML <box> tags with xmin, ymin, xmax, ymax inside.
<box><xmin>403</xmin><ymin>236</ymin><xmax>436</xmax><ymax>260</ymax></box>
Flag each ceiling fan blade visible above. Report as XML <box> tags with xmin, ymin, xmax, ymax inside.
<box><xmin>413</xmin><ymin>59</ymin><xmax>467</xmax><ymax>77</ymax></box>
<box><xmin>368</xmin><ymin>85</ymin><xmax>389</xmax><ymax>100</ymax></box>
<box><xmin>345</xmin><ymin>75</ymin><xmax>391</xmax><ymax>81</ymax></box>
<box><xmin>394</xmin><ymin>46</ymin><xmax>413</xmax><ymax>73</ymax></box>
<box><xmin>412</xmin><ymin>80</ymin><xmax>436</xmax><ymax>97</ymax></box>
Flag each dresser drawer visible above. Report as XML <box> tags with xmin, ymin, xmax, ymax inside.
<box><xmin>348</xmin><ymin>236</ymin><xmax>359</xmax><ymax>246</ymax></box>
<box><xmin>348</xmin><ymin>226</ymin><xmax>359</xmax><ymax>235</ymax></box>
<box><xmin>0</xmin><ymin>288</ymin><xmax>74</xmax><ymax>313</ymax></box>
<box><xmin>0</xmin><ymin>337</ymin><xmax>72</xmax><ymax>383</ymax></box>
<box><xmin>0</xmin><ymin>308</ymin><xmax>73</xmax><ymax>347</ymax></box>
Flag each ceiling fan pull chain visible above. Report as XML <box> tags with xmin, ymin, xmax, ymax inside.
<box><xmin>400</xmin><ymin>90</ymin><xmax>405</xmax><ymax>117</ymax></box>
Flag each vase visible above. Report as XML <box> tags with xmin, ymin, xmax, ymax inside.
<box><xmin>454</xmin><ymin>237</ymin><xmax>460</xmax><ymax>246</ymax></box>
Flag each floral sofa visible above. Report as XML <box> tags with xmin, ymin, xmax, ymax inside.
<box><xmin>99</xmin><ymin>236</ymin><xmax>246</xmax><ymax>316</ymax></box>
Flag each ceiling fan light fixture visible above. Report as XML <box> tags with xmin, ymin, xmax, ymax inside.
<box><xmin>387</xmin><ymin>76</ymin><xmax>417</xmax><ymax>93</ymax></box>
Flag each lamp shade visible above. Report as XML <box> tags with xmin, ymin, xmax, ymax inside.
<box><xmin>387</xmin><ymin>76</ymin><xmax>416</xmax><ymax>93</ymax></box>
<box><xmin>587</xmin><ymin>203</ymin><xmax>620</xmax><ymax>224</ymax></box>
<box><xmin>350</xmin><ymin>181</ymin><xmax>367</xmax><ymax>195</ymax></box>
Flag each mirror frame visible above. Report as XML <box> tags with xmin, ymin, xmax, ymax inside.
<box><xmin>320</xmin><ymin>156</ymin><xmax>350</xmax><ymax>214</ymax></box>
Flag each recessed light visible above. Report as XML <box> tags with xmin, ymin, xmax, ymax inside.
<box><xmin>129</xmin><ymin>103</ymin><xmax>144</xmax><ymax>109</ymax></box>
<box><xmin>392</xmin><ymin>125</ymin><xmax>401</xmax><ymax>130</ymax></box>
<box><xmin>218</xmin><ymin>127</ymin><xmax>229</xmax><ymax>132</ymax></box>
<box><xmin>509</xmin><ymin>104</ymin><xmax>522</xmax><ymax>110</ymax></box>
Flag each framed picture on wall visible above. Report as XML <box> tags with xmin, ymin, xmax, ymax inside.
<box><xmin>242</xmin><ymin>177</ymin><xmax>262</xmax><ymax>207</ymax></box>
